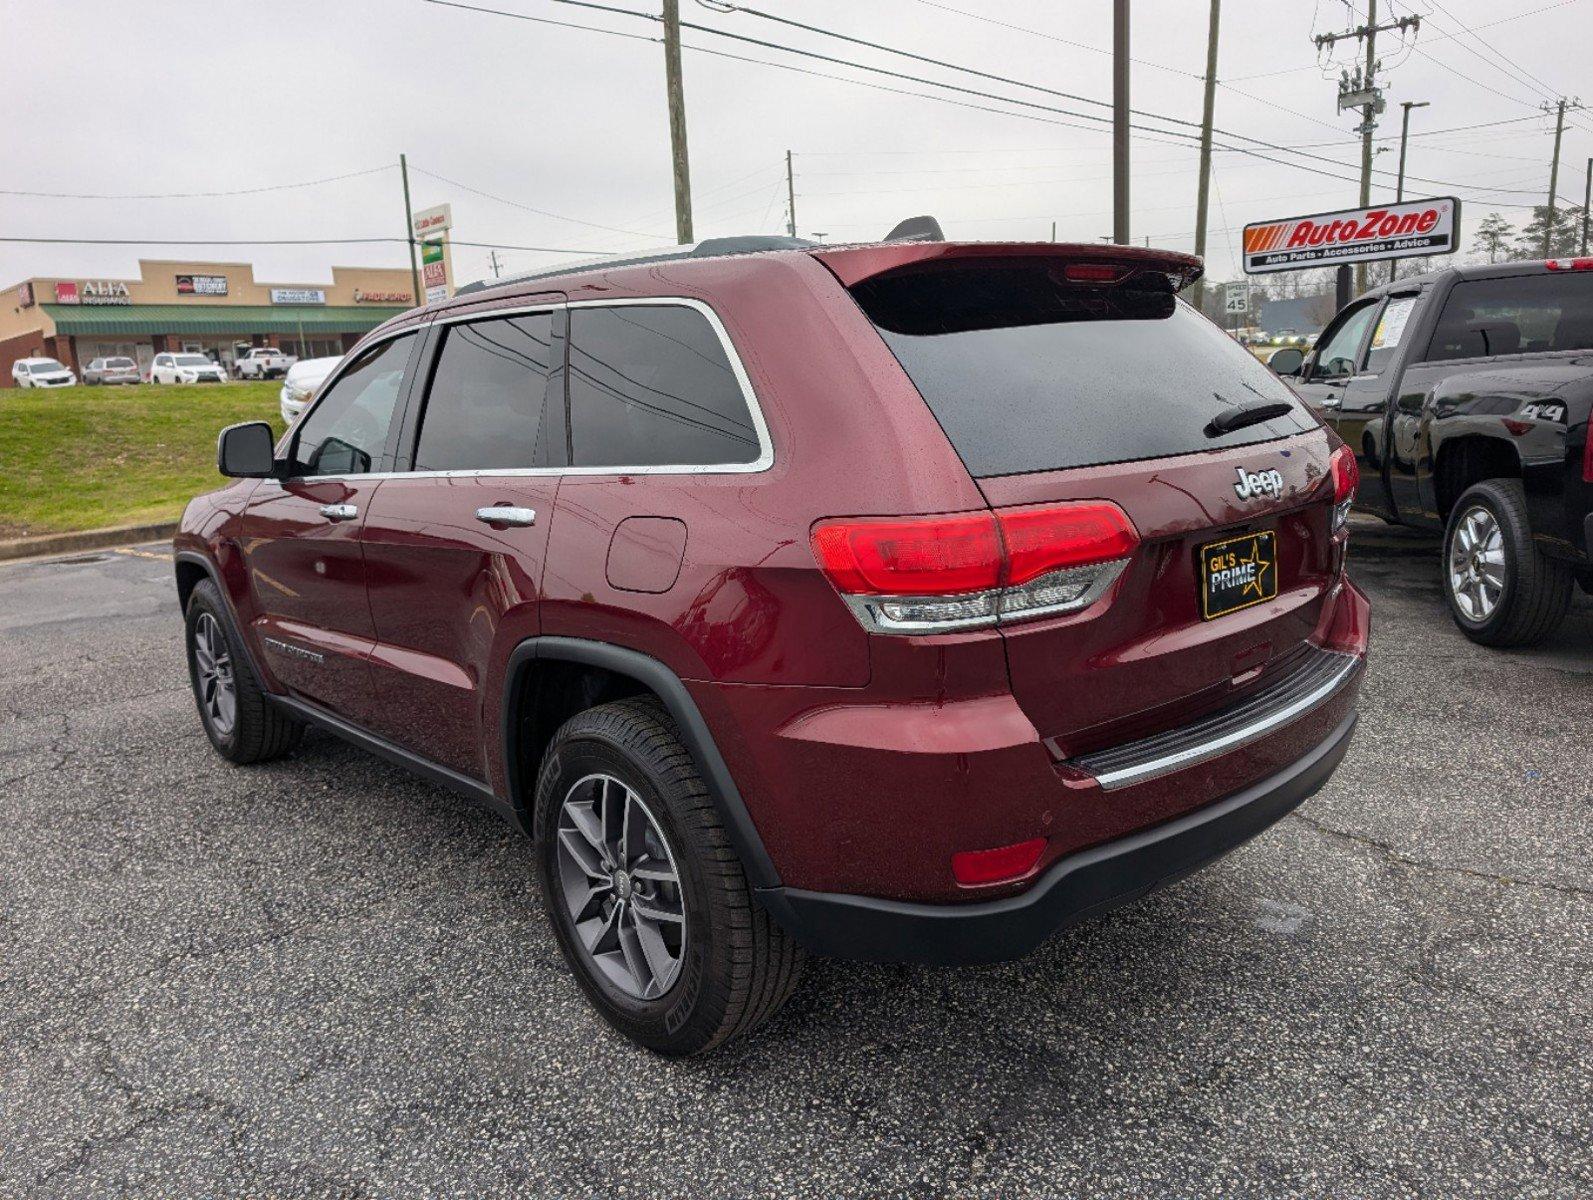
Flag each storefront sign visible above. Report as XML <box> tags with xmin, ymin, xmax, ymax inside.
<box><xmin>412</xmin><ymin>202</ymin><xmax>452</xmax><ymax>238</ymax></box>
<box><xmin>1242</xmin><ymin>197</ymin><xmax>1459</xmax><ymax>274</ymax></box>
<box><xmin>353</xmin><ymin>288</ymin><xmax>413</xmax><ymax>304</ymax></box>
<box><xmin>269</xmin><ymin>287</ymin><xmax>327</xmax><ymax>305</ymax></box>
<box><xmin>16</xmin><ymin>283</ymin><xmax>33</xmax><ymax>308</ymax></box>
<box><xmin>55</xmin><ymin>280</ymin><xmax>131</xmax><ymax>305</ymax></box>
<box><xmin>422</xmin><ymin>240</ymin><xmax>449</xmax><ymax>305</ymax></box>
<box><xmin>176</xmin><ymin>273</ymin><xmax>228</xmax><ymax>296</ymax></box>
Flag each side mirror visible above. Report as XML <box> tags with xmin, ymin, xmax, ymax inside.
<box><xmin>217</xmin><ymin>421</ymin><xmax>278</xmax><ymax>478</ymax></box>
<box><xmin>1268</xmin><ymin>347</ymin><xmax>1305</xmax><ymax>377</ymax></box>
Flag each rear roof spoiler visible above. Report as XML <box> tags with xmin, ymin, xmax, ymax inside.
<box><xmin>811</xmin><ymin>241</ymin><xmax>1204</xmax><ymax>291</ymax></box>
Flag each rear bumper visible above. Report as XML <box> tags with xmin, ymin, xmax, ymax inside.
<box><xmin>755</xmin><ymin>709</ymin><xmax>1358</xmax><ymax>965</ymax></box>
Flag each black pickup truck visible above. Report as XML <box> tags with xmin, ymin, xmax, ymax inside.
<box><xmin>1271</xmin><ymin>258</ymin><xmax>1593</xmax><ymax>646</ymax></box>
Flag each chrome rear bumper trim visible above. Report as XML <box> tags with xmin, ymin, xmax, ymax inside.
<box><xmin>1071</xmin><ymin>650</ymin><xmax>1361</xmax><ymax>791</ymax></box>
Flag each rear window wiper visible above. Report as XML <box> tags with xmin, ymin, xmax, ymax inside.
<box><xmin>1205</xmin><ymin>401</ymin><xmax>1296</xmax><ymax>438</ymax></box>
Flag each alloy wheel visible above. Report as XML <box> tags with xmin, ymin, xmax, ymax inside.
<box><xmin>1447</xmin><ymin>504</ymin><xmax>1506</xmax><ymax>622</ymax></box>
<box><xmin>192</xmin><ymin>612</ymin><xmax>237</xmax><ymax>736</ymax></box>
<box><xmin>554</xmin><ymin>774</ymin><xmax>686</xmax><ymax>1001</ymax></box>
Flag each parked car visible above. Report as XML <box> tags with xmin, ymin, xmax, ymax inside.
<box><xmin>151</xmin><ymin>353</ymin><xmax>227</xmax><ymax>385</ymax></box>
<box><xmin>82</xmin><ymin>356</ymin><xmax>141</xmax><ymax>386</ymax></box>
<box><xmin>11</xmin><ymin>357</ymin><xmax>77</xmax><ymax>388</ymax></box>
<box><xmin>278</xmin><ymin>355</ymin><xmax>341</xmax><ymax>426</ymax></box>
<box><xmin>234</xmin><ymin>347</ymin><xmax>294</xmax><ymax>380</ymax></box>
<box><xmin>1272</xmin><ymin>257</ymin><xmax>1592</xmax><ymax>646</ymax></box>
<box><xmin>177</xmin><ymin>238</ymin><xmax>1368</xmax><ymax>1055</ymax></box>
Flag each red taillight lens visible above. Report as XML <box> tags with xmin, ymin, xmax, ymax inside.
<box><xmin>812</xmin><ymin>502</ymin><xmax>1139</xmax><ymax>634</ymax></box>
<box><xmin>1545</xmin><ymin>257</ymin><xmax>1593</xmax><ymax>272</ymax></box>
<box><xmin>952</xmin><ymin>837</ymin><xmax>1047</xmax><ymax>886</ymax></box>
<box><xmin>810</xmin><ymin>511</ymin><xmax>1001</xmax><ymax>596</ymax></box>
<box><xmin>1061</xmin><ymin>262</ymin><xmax>1127</xmax><ymax>283</ymax></box>
<box><xmin>1330</xmin><ymin>445</ymin><xmax>1359</xmax><ymax>504</ymax></box>
<box><xmin>997</xmin><ymin>502</ymin><xmax>1140</xmax><ymax>586</ymax></box>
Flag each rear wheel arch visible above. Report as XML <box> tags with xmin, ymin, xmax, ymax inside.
<box><xmin>1432</xmin><ymin>434</ymin><xmax>1522</xmax><ymax>518</ymax></box>
<box><xmin>501</xmin><ymin>637</ymin><xmax>781</xmax><ymax>891</ymax></box>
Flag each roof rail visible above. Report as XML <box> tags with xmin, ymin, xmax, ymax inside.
<box><xmin>455</xmin><ymin>234</ymin><xmax>817</xmax><ymax>297</ymax></box>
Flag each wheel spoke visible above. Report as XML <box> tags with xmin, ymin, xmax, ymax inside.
<box><xmin>580</xmin><ymin>901</ymin><xmax>622</xmax><ymax>955</ymax></box>
<box><xmin>617</xmin><ymin>913</ymin><xmax>654</xmax><ymax>994</ymax></box>
<box><xmin>630</xmin><ymin>855</ymin><xmax>675</xmax><ymax>882</ymax></box>
<box><xmin>558</xmin><ymin>826</ymin><xmax>607</xmax><ymax>880</ymax></box>
<box><xmin>565</xmin><ymin>800</ymin><xmax>606</xmax><ymax>860</ymax></box>
<box><xmin>631</xmin><ymin>895</ymin><xmax>684</xmax><ymax>925</ymax></box>
<box><xmin>631</xmin><ymin>910</ymin><xmax>679</xmax><ymax>992</ymax></box>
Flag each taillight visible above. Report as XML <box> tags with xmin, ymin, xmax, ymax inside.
<box><xmin>1583</xmin><ymin>420</ymin><xmax>1593</xmax><ymax>484</ymax></box>
<box><xmin>1545</xmin><ymin>258</ymin><xmax>1593</xmax><ymax>272</ymax></box>
<box><xmin>1329</xmin><ymin>444</ymin><xmax>1358</xmax><ymax>532</ymax></box>
<box><xmin>811</xmin><ymin>501</ymin><xmax>1139</xmax><ymax>634</ymax></box>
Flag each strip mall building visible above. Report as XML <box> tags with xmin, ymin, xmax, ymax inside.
<box><xmin>0</xmin><ymin>259</ymin><xmax>418</xmax><ymax>385</ymax></box>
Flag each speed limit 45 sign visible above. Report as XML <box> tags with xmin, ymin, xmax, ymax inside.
<box><xmin>1224</xmin><ymin>283</ymin><xmax>1249</xmax><ymax>315</ymax></box>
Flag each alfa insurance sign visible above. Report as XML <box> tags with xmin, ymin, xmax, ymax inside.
<box><xmin>1242</xmin><ymin>197</ymin><xmax>1459</xmax><ymax>274</ymax></box>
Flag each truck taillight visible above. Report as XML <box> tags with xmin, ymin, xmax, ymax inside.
<box><xmin>811</xmin><ymin>501</ymin><xmax>1139</xmax><ymax>634</ymax></box>
<box><xmin>1545</xmin><ymin>258</ymin><xmax>1593</xmax><ymax>272</ymax></box>
<box><xmin>1330</xmin><ymin>445</ymin><xmax>1358</xmax><ymax>531</ymax></box>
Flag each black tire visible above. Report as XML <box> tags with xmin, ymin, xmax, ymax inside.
<box><xmin>1442</xmin><ymin>478</ymin><xmax>1573</xmax><ymax>647</ymax></box>
<box><xmin>533</xmin><ymin>697</ymin><xmax>803</xmax><ymax>1057</ymax></box>
<box><xmin>183</xmin><ymin>580</ymin><xmax>303</xmax><ymax>763</ymax></box>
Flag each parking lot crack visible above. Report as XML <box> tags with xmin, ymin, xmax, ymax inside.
<box><xmin>1288</xmin><ymin>811</ymin><xmax>1593</xmax><ymax>899</ymax></box>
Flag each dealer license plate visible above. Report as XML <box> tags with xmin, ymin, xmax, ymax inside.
<box><xmin>1199</xmin><ymin>530</ymin><xmax>1278</xmax><ymax>620</ymax></box>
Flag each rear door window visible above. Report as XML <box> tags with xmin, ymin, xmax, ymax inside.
<box><xmin>412</xmin><ymin>311</ymin><xmax>558</xmax><ymax>471</ymax></box>
<box><xmin>849</xmin><ymin>261</ymin><xmax>1315</xmax><ymax>478</ymax></box>
<box><xmin>1363</xmin><ymin>294</ymin><xmax>1418</xmax><ymax>374</ymax></box>
<box><xmin>566</xmin><ymin>304</ymin><xmax>763</xmax><ymax>469</ymax></box>
<box><xmin>1423</xmin><ymin>271</ymin><xmax>1593</xmax><ymax>361</ymax></box>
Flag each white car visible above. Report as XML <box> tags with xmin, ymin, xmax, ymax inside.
<box><xmin>151</xmin><ymin>352</ymin><xmax>227</xmax><ymax>385</ymax></box>
<box><xmin>235</xmin><ymin>346</ymin><xmax>295</xmax><ymax>380</ymax></box>
<box><xmin>278</xmin><ymin>355</ymin><xmax>341</xmax><ymax>425</ymax></box>
<box><xmin>11</xmin><ymin>357</ymin><xmax>77</xmax><ymax>388</ymax></box>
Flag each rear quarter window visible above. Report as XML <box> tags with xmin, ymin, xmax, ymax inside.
<box><xmin>850</xmin><ymin>261</ymin><xmax>1316</xmax><ymax>477</ymax></box>
<box><xmin>1423</xmin><ymin>272</ymin><xmax>1593</xmax><ymax>361</ymax></box>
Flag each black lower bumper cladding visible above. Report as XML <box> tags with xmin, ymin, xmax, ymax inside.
<box><xmin>757</xmin><ymin>712</ymin><xmax>1359</xmax><ymax>966</ymax></box>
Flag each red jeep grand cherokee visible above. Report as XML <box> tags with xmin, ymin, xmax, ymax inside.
<box><xmin>177</xmin><ymin>238</ymin><xmax>1368</xmax><ymax>1055</ymax></box>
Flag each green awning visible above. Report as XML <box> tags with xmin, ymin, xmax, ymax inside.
<box><xmin>43</xmin><ymin>302</ymin><xmax>407</xmax><ymax>336</ymax></box>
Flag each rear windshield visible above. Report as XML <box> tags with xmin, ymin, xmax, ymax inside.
<box><xmin>1423</xmin><ymin>271</ymin><xmax>1593</xmax><ymax>361</ymax></box>
<box><xmin>850</xmin><ymin>261</ymin><xmax>1316</xmax><ymax>477</ymax></box>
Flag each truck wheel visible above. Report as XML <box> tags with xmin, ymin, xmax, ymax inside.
<box><xmin>532</xmin><ymin>697</ymin><xmax>803</xmax><ymax>1057</ymax></box>
<box><xmin>1442</xmin><ymin>479</ymin><xmax>1573</xmax><ymax>647</ymax></box>
<box><xmin>184</xmin><ymin>580</ymin><xmax>303</xmax><ymax>763</ymax></box>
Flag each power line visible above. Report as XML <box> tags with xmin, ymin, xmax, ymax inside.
<box><xmin>0</xmin><ymin>164</ymin><xmax>395</xmax><ymax>201</ymax></box>
<box><xmin>407</xmin><ymin>164</ymin><xmax>672</xmax><ymax>240</ymax></box>
<box><xmin>0</xmin><ymin>236</ymin><xmax>618</xmax><ymax>252</ymax></box>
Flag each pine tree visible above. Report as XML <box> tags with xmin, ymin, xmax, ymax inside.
<box><xmin>1471</xmin><ymin>212</ymin><xmax>1515</xmax><ymax>263</ymax></box>
<box><xmin>1513</xmin><ymin>205</ymin><xmax>1587</xmax><ymax>258</ymax></box>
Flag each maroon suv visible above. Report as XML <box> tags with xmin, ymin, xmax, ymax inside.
<box><xmin>177</xmin><ymin>239</ymin><xmax>1369</xmax><ymax>1055</ymax></box>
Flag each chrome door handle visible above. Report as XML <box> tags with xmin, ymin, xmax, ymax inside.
<box><xmin>318</xmin><ymin>503</ymin><xmax>358</xmax><ymax>521</ymax></box>
<box><xmin>1322</xmin><ymin>394</ymin><xmax>1341</xmax><ymax>409</ymax></box>
<box><xmin>475</xmin><ymin>505</ymin><xmax>537</xmax><ymax>527</ymax></box>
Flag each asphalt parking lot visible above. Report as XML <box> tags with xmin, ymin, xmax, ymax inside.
<box><xmin>1</xmin><ymin>524</ymin><xmax>1589</xmax><ymax>1198</ymax></box>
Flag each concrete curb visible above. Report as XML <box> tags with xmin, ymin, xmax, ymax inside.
<box><xmin>0</xmin><ymin>522</ymin><xmax>178</xmax><ymax>563</ymax></box>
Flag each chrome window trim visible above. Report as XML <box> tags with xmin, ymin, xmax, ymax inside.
<box><xmin>1083</xmin><ymin>651</ymin><xmax>1361</xmax><ymax>791</ymax></box>
<box><xmin>286</xmin><ymin>296</ymin><xmax>775</xmax><ymax>483</ymax></box>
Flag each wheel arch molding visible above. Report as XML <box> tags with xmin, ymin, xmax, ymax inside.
<box><xmin>500</xmin><ymin>636</ymin><xmax>782</xmax><ymax>891</ymax></box>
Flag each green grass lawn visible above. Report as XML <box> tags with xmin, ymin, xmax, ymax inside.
<box><xmin>0</xmin><ymin>381</ymin><xmax>285</xmax><ymax>538</ymax></box>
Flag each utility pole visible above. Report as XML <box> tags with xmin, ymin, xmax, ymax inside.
<box><xmin>1541</xmin><ymin>98</ymin><xmax>1578</xmax><ymax>257</ymax></box>
<box><xmin>1314</xmin><ymin>1</ymin><xmax>1419</xmax><ymax>294</ymax></box>
<box><xmin>1112</xmin><ymin>0</ymin><xmax>1130</xmax><ymax>245</ymax></box>
<box><xmin>1581</xmin><ymin>157</ymin><xmax>1591</xmax><ymax>255</ymax></box>
<box><xmin>1390</xmin><ymin>99</ymin><xmax>1428</xmax><ymax>283</ymax></box>
<box><xmin>489</xmin><ymin>250</ymin><xmax>502</xmax><ymax>279</ymax></box>
<box><xmin>399</xmin><ymin>153</ymin><xmax>421</xmax><ymax>306</ymax></box>
<box><xmin>1191</xmin><ymin>0</ymin><xmax>1220</xmax><ymax>311</ymax></box>
<box><xmin>785</xmin><ymin>150</ymin><xmax>797</xmax><ymax>238</ymax></box>
<box><xmin>662</xmin><ymin>0</ymin><xmax>694</xmax><ymax>243</ymax></box>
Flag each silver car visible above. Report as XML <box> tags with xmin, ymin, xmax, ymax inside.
<box><xmin>278</xmin><ymin>355</ymin><xmax>342</xmax><ymax>425</ymax></box>
<box><xmin>83</xmin><ymin>356</ymin><xmax>141</xmax><ymax>385</ymax></box>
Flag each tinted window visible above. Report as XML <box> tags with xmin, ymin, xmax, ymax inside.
<box><xmin>568</xmin><ymin>305</ymin><xmax>761</xmax><ymax>468</ymax></box>
<box><xmin>851</xmin><ymin>263</ymin><xmax>1314</xmax><ymax>478</ymax></box>
<box><xmin>291</xmin><ymin>335</ymin><xmax>413</xmax><ymax>477</ymax></box>
<box><xmin>413</xmin><ymin>312</ymin><xmax>556</xmax><ymax>471</ymax></box>
<box><xmin>1424</xmin><ymin>272</ymin><xmax>1593</xmax><ymax>361</ymax></box>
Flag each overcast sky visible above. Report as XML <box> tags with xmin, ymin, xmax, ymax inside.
<box><xmin>5</xmin><ymin>0</ymin><xmax>1590</xmax><ymax>291</ymax></box>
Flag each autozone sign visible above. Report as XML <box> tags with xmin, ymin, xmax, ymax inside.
<box><xmin>1242</xmin><ymin>197</ymin><xmax>1459</xmax><ymax>274</ymax></box>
